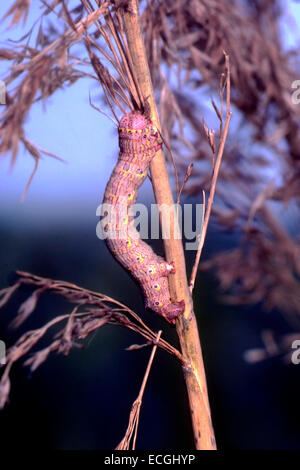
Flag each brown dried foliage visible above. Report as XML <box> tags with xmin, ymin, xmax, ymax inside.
<box><xmin>0</xmin><ymin>271</ymin><xmax>183</xmax><ymax>409</ymax></box>
<box><xmin>141</xmin><ymin>0</ymin><xmax>300</xmax><ymax>326</ymax></box>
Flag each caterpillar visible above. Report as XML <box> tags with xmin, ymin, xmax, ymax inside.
<box><xmin>101</xmin><ymin>110</ymin><xmax>185</xmax><ymax>324</ymax></box>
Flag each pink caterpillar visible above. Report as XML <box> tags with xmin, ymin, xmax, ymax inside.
<box><xmin>101</xmin><ymin>110</ymin><xmax>185</xmax><ymax>324</ymax></box>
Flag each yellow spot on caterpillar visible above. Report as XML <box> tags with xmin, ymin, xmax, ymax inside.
<box><xmin>136</xmin><ymin>253</ymin><xmax>144</xmax><ymax>263</ymax></box>
<box><xmin>127</xmin><ymin>238</ymin><xmax>132</xmax><ymax>247</ymax></box>
<box><xmin>154</xmin><ymin>283</ymin><xmax>161</xmax><ymax>291</ymax></box>
<box><xmin>137</xmin><ymin>170</ymin><xmax>146</xmax><ymax>178</ymax></box>
<box><xmin>127</xmin><ymin>192</ymin><xmax>134</xmax><ymax>200</ymax></box>
<box><xmin>148</xmin><ymin>265</ymin><xmax>157</xmax><ymax>275</ymax></box>
<box><xmin>123</xmin><ymin>215</ymin><xmax>128</xmax><ymax>225</ymax></box>
<box><xmin>146</xmin><ymin>140</ymin><xmax>150</xmax><ymax>147</ymax></box>
<box><xmin>120</xmin><ymin>168</ymin><xmax>145</xmax><ymax>178</ymax></box>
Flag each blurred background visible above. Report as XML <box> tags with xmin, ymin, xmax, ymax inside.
<box><xmin>0</xmin><ymin>0</ymin><xmax>300</xmax><ymax>450</ymax></box>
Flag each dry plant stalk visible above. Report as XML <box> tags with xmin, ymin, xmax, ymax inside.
<box><xmin>189</xmin><ymin>55</ymin><xmax>232</xmax><ymax>292</ymax></box>
<box><xmin>121</xmin><ymin>0</ymin><xmax>231</xmax><ymax>450</ymax></box>
<box><xmin>116</xmin><ymin>330</ymin><xmax>162</xmax><ymax>450</ymax></box>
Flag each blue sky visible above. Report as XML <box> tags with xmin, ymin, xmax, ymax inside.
<box><xmin>0</xmin><ymin>1</ymin><xmax>299</xmax><ymax>225</ymax></box>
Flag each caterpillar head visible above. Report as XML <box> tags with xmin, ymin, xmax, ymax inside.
<box><xmin>149</xmin><ymin>298</ymin><xmax>185</xmax><ymax>324</ymax></box>
<box><xmin>162</xmin><ymin>300</ymin><xmax>185</xmax><ymax>324</ymax></box>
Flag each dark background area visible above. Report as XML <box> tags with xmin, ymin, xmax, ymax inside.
<box><xmin>0</xmin><ymin>206</ymin><xmax>299</xmax><ymax>450</ymax></box>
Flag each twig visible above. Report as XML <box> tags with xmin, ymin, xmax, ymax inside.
<box><xmin>116</xmin><ymin>330</ymin><xmax>162</xmax><ymax>450</ymax></box>
<box><xmin>177</xmin><ymin>163</ymin><xmax>193</xmax><ymax>206</ymax></box>
<box><xmin>189</xmin><ymin>52</ymin><xmax>231</xmax><ymax>293</ymax></box>
<box><xmin>88</xmin><ymin>90</ymin><xmax>118</xmax><ymax>126</ymax></box>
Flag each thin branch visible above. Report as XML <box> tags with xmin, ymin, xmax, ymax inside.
<box><xmin>106</xmin><ymin>12</ymin><xmax>142</xmax><ymax>109</ymax></box>
<box><xmin>177</xmin><ymin>163</ymin><xmax>193</xmax><ymax>206</ymax></box>
<box><xmin>189</xmin><ymin>52</ymin><xmax>231</xmax><ymax>293</ymax></box>
<box><xmin>116</xmin><ymin>330</ymin><xmax>162</xmax><ymax>450</ymax></box>
<box><xmin>89</xmin><ymin>90</ymin><xmax>118</xmax><ymax>126</ymax></box>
